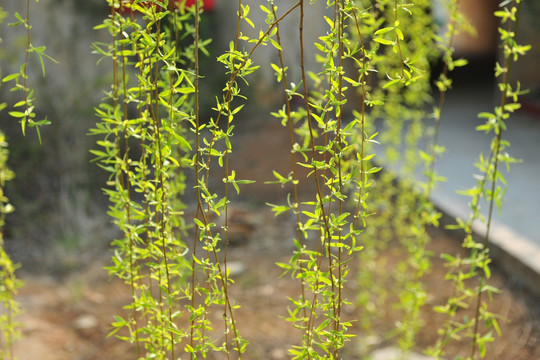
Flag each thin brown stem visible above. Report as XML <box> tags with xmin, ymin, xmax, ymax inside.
<box><xmin>202</xmin><ymin>2</ymin><xmax>301</xmax><ymax>189</ymax></box>
<box><xmin>298</xmin><ymin>0</ymin><xmax>335</xmax><ymax>354</ymax></box>
<box><xmin>352</xmin><ymin>10</ymin><xmax>367</xmax><ymax>229</ymax></box>
<box><xmin>426</xmin><ymin>0</ymin><xmax>461</xmax><ymax>199</ymax></box>
<box><xmin>332</xmin><ymin>2</ymin><xmax>345</xmax><ymax>352</ymax></box>
<box><xmin>22</xmin><ymin>0</ymin><xmax>31</xmax><ymax>137</ymax></box>
<box><xmin>393</xmin><ymin>0</ymin><xmax>406</xmax><ymax>78</ymax></box>
<box><xmin>270</xmin><ymin>0</ymin><xmax>308</xmax><ymax>330</ymax></box>
<box><xmin>471</xmin><ymin>2</ymin><xmax>522</xmax><ymax>357</ymax></box>
<box><xmin>119</xmin><ymin>16</ymin><xmax>142</xmax><ymax>359</ymax></box>
<box><xmin>147</xmin><ymin>10</ymin><xmax>175</xmax><ymax>357</ymax></box>
<box><xmin>191</xmin><ymin>0</ymin><xmax>202</xmax><ymax>354</ymax></box>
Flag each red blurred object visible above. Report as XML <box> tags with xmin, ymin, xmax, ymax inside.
<box><xmin>183</xmin><ymin>0</ymin><xmax>214</xmax><ymax>10</ymax></box>
<box><xmin>119</xmin><ymin>0</ymin><xmax>215</xmax><ymax>14</ymax></box>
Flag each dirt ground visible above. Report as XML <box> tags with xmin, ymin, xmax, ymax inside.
<box><xmin>8</xmin><ymin>117</ymin><xmax>540</xmax><ymax>359</ymax></box>
<box><xmin>11</xmin><ymin>219</ymin><xmax>540</xmax><ymax>360</ymax></box>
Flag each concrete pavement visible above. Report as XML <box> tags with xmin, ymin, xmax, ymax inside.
<box><xmin>429</xmin><ymin>79</ymin><xmax>540</xmax><ymax>297</ymax></box>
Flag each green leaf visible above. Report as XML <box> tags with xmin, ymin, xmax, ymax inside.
<box><xmin>269</xmin><ymin>37</ymin><xmax>282</xmax><ymax>51</ymax></box>
<box><xmin>193</xmin><ymin>217</ymin><xmax>206</xmax><ymax>229</ymax></box>
<box><xmin>176</xmin><ymin>87</ymin><xmax>195</xmax><ymax>94</ymax></box>
<box><xmin>453</xmin><ymin>58</ymin><xmax>468</xmax><ymax>67</ymax></box>
<box><xmin>395</xmin><ymin>27</ymin><xmax>404</xmax><ymax>41</ymax></box>
<box><xmin>244</xmin><ymin>17</ymin><xmax>255</xmax><ymax>28</ymax></box>
<box><xmin>2</xmin><ymin>73</ymin><xmax>20</xmax><ymax>83</ymax></box>
<box><xmin>478</xmin><ymin>112</ymin><xmax>495</xmax><ymax>119</ymax></box>
<box><xmin>235</xmin><ymin>179</ymin><xmax>255</xmax><ymax>185</ymax></box>
<box><xmin>373</xmin><ymin>37</ymin><xmax>394</xmax><ymax>46</ymax></box>
<box><xmin>9</xmin><ymin>12</ymin><xmax>25</xmax><ymax>27</ymax></box>
<box><xmin>8</xmin><ymin>111</ymin><xmax>26</xmax><ymax>118</ymax></box>
<box><xmin>267</xmin><ymin>203</ymin><xmax>292</xmax><ymax>217</ymax></box>
<box><xmin>383</xmin><ymin>78</ymin><xmax>401</xmax><ymax>88</ymax></box>
<box><xmin>318</xmin><ymin>275</ymin><xmax>332</xmax><ymax>286</ymax></box>
<box><xmin>374</xmin><ymin>26</ymin><xmax>394</xmax><ymax>36</ymax></box>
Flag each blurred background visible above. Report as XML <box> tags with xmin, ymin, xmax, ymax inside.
<box><xmin>0</xmin><ymin>0</ymin><xmax>539</xmax><ymax>276</ymax></box>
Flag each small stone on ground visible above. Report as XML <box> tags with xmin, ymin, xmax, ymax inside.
<box><xmin>370</xmin><ymin>346</ymin><xmax>439</xmax><ymax>360</ymax></box>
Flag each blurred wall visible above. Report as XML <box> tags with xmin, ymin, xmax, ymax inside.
<box><xmin>7</xmin><ymin>0</ymin><xmax>535</xmax><ymax>273</ymax></box>
<box><xmin>0</xmin><ymin>0</ymin><xmax>114</xmax><ymax>272</ymax></box>
<box><xmin>0</xmin><ymin>0</ymin><xmax>329</xmax><ymax>271</ymax></box>
<box><xmin>435</xmin><ymin>0</ymin><xmax>539</xmax><ymax>102</ymax></box>
<box><xmin>452</xmin><ymin>0</ymin><xmax>498</xmax><ymax>57</ymax></box>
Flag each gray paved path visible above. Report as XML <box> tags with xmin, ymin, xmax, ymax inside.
<box><xmin>433</xmin><ymin>84</ymin><xmax>540</xmax><ymax>246</ymax></box>
<box><xmin>429</xmin><ymin>81</ymin><xmax>540</xmax><ymax>296</ymax></box>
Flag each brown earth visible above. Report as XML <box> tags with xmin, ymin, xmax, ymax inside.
<box><xmin>11</xmin><ymin>223</ymin><xmax>540</xmax><ymax>360</ymax></box>
<box><xmin>9</xmin><ymin>117</ymin><xmax>540</xmax><ymax>359</ymax></box>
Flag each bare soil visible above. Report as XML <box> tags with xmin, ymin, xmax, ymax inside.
<box><xmin>9</xmin><ymin>117</ymin><xmax>540</xmax><ymax>359</ymax></box>
<box><xmin>11</xmin><ymin>223</ymin><xmax>540</xmax><ymax>360</ymax></box>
